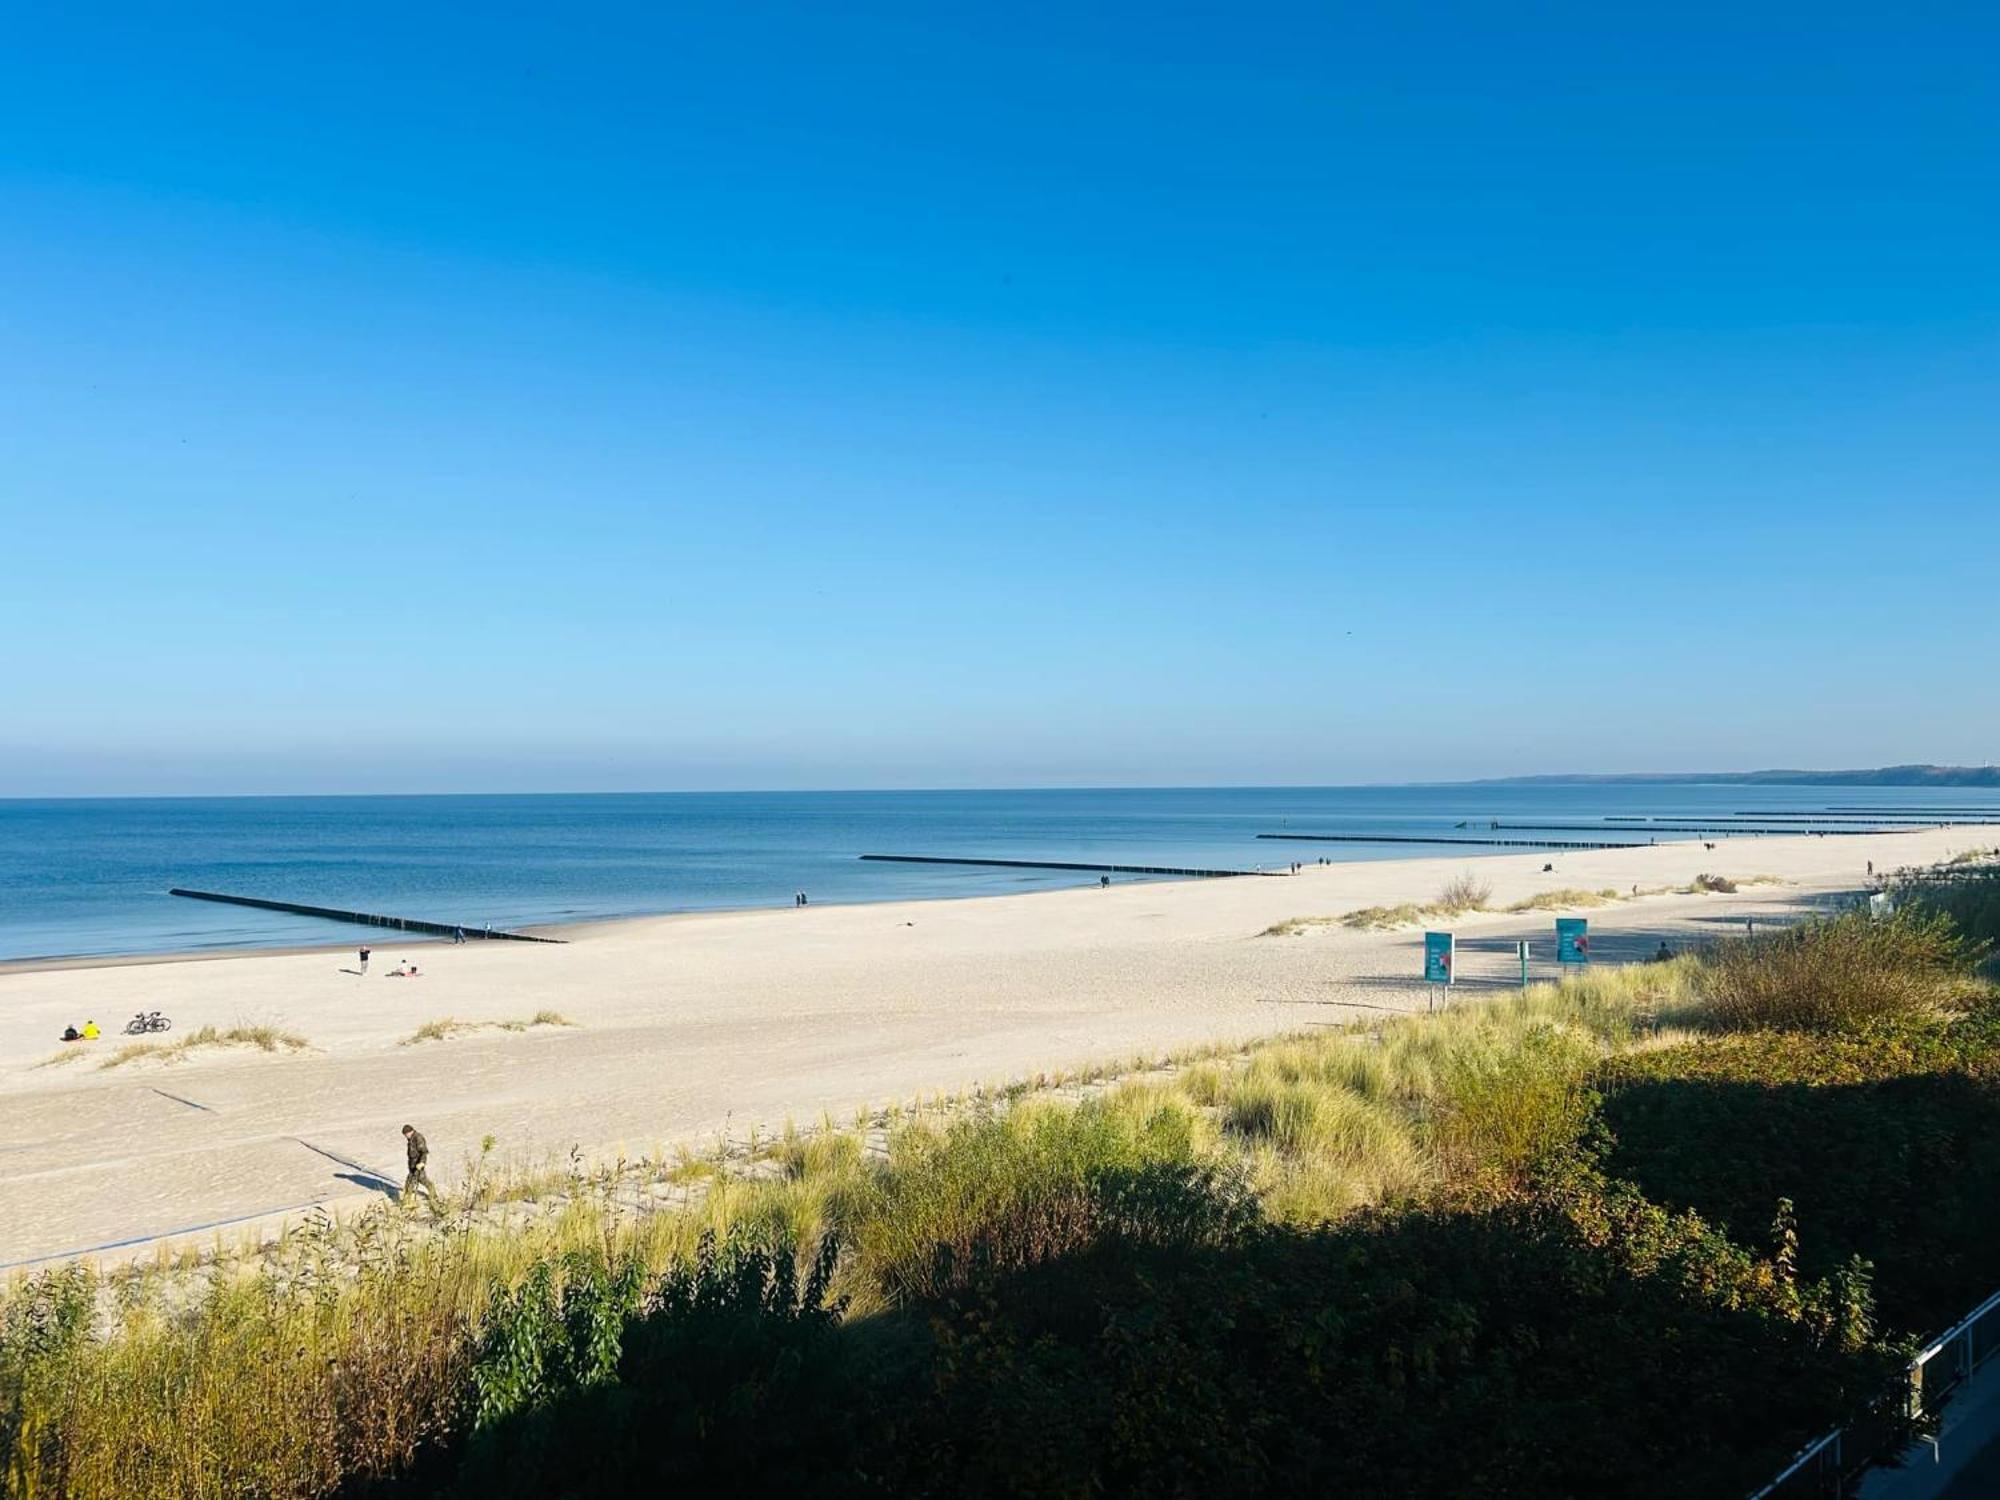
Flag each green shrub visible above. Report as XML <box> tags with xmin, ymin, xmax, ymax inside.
<box><xmin>1434</xmin><ymin>871</ymin><xmax>1492</xmax><ymax>914</ymax></box>
<box><xmin>459</xmin><ymin>1233</ymin><xmax>851</xmax><ymax>1493</ymax></box>
<box><xmin>1703</xmin><ymin>909</ymin><xmax>1979</xmax><ymax>1032</ymax></box>
<box><xmin>1601</xmin><ymin>1005</ymin><xmax>2000</xmax><ymax>1335</ymax></box>
<box><xmin>470</xmin><ymin>1251</ymin><xmax>646</xmax><ymax>1430</ymax></box>
<box><xmin>1894</xmin><ymin>866</ymin><xmax>2000</xmax><ymax>958</ymax></box>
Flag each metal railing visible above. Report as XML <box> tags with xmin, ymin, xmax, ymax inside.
<box><xmin>1750</xmin><ymin>1286</ymin><xmax>2000</xmax><ymax>1498</ymax></box>
<box><xmin>1910</xmin><ymin>1288</ymin><xmax>2000</xmax><ymax>1418</ymax></box>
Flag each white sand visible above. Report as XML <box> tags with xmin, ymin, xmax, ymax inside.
<box><xmin>0</xmin><ymin>827</ymin><xmax>1973</xmax><ymax>1270</ymax></box>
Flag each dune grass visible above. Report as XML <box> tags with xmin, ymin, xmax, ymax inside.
<box><xmin>97</xmin><ymin>1024</ymin><xmax>308</xmax><ymax>1070</ymax></box>
<box><xmin>1502</xmin><ymin>886</ymin><xmax>1624</xmax><ymax>913</ymax></box>
<box><xmin>1333</xmin><ymin>871</ymin><xmax>1495</xmax><ymax>931</ymax></box>
<box><xmin>1676</xmin><ymin>872</ymin><xmax>1784</xmax><ymax>895</ymax></box>
<box><xmin>403</xmin><ymin>1012</ymin><xmax>576</xmax><ymax>1045</ymax></box>
<box><xmin>1336</xmin><ymin>902</ymin><xmax>1428</xmax><ymax>930</ymax></box>
<box><xmin>1300</xmin><ymin>865</ymin><xmax>1782</xmax><ymax>935</ymax></box>
<box><xmin>1261</xmin><ymin>914</ymin><xmax>1341</xmax><ymax>937</ymax></box>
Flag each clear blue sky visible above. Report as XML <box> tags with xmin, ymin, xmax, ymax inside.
<box><xmin>3</xmin><ymin>3</ymin><xmax>1995</xmax><ymax>794</ymax></box>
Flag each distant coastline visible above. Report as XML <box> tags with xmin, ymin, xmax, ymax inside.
<box><xmin>1470</xmin><ymin>764</ymin><xmax>2000</xmax><ymax>788</ymax></box>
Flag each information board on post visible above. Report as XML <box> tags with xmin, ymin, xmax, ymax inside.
<box><xmin>1424</xmin><ymin>930</ymin><xmax>1455</xmax><ymax>985</ymax></box>
<box><xmin>1556</xmin><ymin>917</ymin><xmax>1590</xmax><ymax>965</ymax></box>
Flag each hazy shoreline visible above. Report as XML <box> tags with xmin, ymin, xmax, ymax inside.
<box><xmin>0</xmin><ymin>868</ymin><xmax>1216</xmax><ymax>976</ymax></box>
<box><xmin>16</xmin><ymin>784</ymin><xmax>1994</xmax><ymax>970</ymax></box>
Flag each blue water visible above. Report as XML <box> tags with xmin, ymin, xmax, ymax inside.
<box><xmin>3</xmin><ymin>785</ymin><xmax>1996</xmax><ymax>961</ymax></box>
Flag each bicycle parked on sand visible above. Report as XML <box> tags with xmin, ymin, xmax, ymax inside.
<box><xmin>124</xmin><ymin>1011</ymin><xmax>172</xmax><ymax>1035</ymax></box>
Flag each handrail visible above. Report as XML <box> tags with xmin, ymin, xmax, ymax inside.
<box><xmin>1747</xmin><ymin>1282</ymin><xmax>2000</xmax><ymax>1497</ymax></box>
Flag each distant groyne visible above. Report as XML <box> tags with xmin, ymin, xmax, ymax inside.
<box><xmin>1255</xmin><ymin>832</ymin><xmax>1644</xmax><ymax>851</ymax></box>
<box><xmin>165</xmin><ymin>889</ymin><xmax>564</xmax><ymax>942</ymax></box>
<box><xmin>858</xmin><ymin>854</ymin><xmax>1277</xmax><ymax>877</ymax></box>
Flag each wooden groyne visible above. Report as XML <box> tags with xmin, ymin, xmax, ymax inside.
<box><xmin>166</xmin><ymin>889</ymin><xmax>564</xmax><ymax>942</ymax></box>
<box><xmin>1489</xmin><ymin>821</ymin><xmax>1916</xmax><ymax>836</ymax></box>
<box><xmin>1727</xmin><ymin>812</ymin><xmax>1995</xmax><ymax>823</ymax></box>
<box><xmin>1255</xmin><ymin>833</ymin><xmax>1644</xmax><ymax>851</ymax></box>
<box><xmin>1826</xmin><ymin>806</ymin><xmax>2000</xmax><ymax>815</ymax></box>
<box><xmin>1604</xmin><ymin>814</ymin><xmax>1942</xmax><ymax>824</ymax></box>
<box><xmin>859</xmin><ymin>855</ymin><xmax>1277</xmax><ymax>878</ymax></box>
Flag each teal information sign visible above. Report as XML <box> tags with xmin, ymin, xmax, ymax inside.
<box><xmin>1424</xmin><ymin>931</ymin><xmax>1455</xmax><ymax>984</ymax></box>
<box><xmin>1556</xmin><ymin>917</ymin><xmax>1590</xmax><ymax>965</ymax></box>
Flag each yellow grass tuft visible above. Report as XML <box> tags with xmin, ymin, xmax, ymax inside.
<box><xmin>1340</xmin><ymin>902</ymin><xmax>1427</xmax><ymax>930</ymax></box>
<box><xmin>1503</xmin><ymin>887</ymin><xmax>1625</xmax><ymax>913</ymax></box>
<box><xmin>98</xmin><ymin>1024</ymin><xmax>308</xmax><ymax>1070</ymax></box>
<box><xmin>403</xmin><ymin>1013</ymin><xmax>577</xmax><ymax>1045</ymax></box>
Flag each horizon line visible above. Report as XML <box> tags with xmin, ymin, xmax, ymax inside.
<box><xmin>5</xmin><ymin>766</ymin><xmax>1997</xmax><ymax>803</ymax></box>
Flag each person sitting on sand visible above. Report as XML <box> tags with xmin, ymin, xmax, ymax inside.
<box><xmin>60</xmin><ymin>1025</ymin><xmax>80</xmax><ymax>1042</ymax></box>
<box><xmin>81</xmin><ymin>1019</ymin><xmax>100</xmax><ymax>1040</ymax></box>
<box><xmin>387</xmin><ymin>961</ymin><xmax>421</xmax><ymax>978</ymax></box>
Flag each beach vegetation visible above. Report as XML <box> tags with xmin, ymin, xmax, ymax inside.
<box><xmin>1336</xmin><ymin>901</ymin><xmax>1427</xmax><ymax>930</ymax></box>
<box><xmin>1893</xmin><ymin>863</ymin><xmax>2000</xmax><ymax>954</ymax></box>
<box><xmin>1703</xmin><ymin>908</ymin><xmax>1979</xmax><ymax>1032</ymax></box>
<box><xmin>404</xmin><ymin>1013</ymin><xmax>577</xmax><ymax>1045</ymax></box>
<box><xmin>1433</xmin><ymin>870</ymin><xmax>1492</xmax><ymax>913</ymax></box>
<box><xmin>1502</xmin><ymin>885</ymin><xmax>1624</xmax><ymax>912</ymax></box>
<box><xmin>98</xmin><ymin>1024</ymin><xmax>308</xmax><ymax>1069</ymax></box>
<box><xmin>9</xmin><ymin>896</ymin><xmax>2000</xmax><ymax>1497</ymax></box>
<box><xmin>1259</xmin><ymin>914</ymin><xmax>1339</xmax><ymax>936</ymax></box>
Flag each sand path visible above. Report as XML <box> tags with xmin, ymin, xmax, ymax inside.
<box><xmin>0</xmin><ymin>827</ymin><xmax>1974</xmax><ymax>1270</ymax></box>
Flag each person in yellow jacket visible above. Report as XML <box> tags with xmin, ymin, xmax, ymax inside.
<box><xmin>81</xmin><ymin>1019</ymin><xmax>100</xmax><ymax>1040</ymax></box>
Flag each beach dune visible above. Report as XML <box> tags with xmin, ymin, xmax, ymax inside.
<box><xmin>0</xmin><ymin>826</ymin><xmax>1974</xmax><ymax>1270</ymax></box>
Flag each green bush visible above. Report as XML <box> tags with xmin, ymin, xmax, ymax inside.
<box><xmin>1601</xmin><ymin>1004</ymin><xmax>2000</xmax><ymax>1336</ymax></box>
<box><xmin>1704</xmin><ymin>909</ymin><xmax>1978</xmax><ymax>1032</ymax></box>
<box><xmin>470</xmin><ymin>1252</ymin><xmax>646</xmax><ymax>1430</ymax></box>
<box><xmin>456</xmin><ymin>1232</ymin><xmax>852</xmax><ymax>1494</ymax></box>
<box><xmin>1894</xmin><ymin>866</ymin><xmax>2000</xmax><ymax>959</ymax></box>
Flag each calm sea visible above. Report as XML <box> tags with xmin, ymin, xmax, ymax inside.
<box><xmin>2</xmin><ymin>785</ymin><xmax>1992</xmax><ymax>962</ymax></box>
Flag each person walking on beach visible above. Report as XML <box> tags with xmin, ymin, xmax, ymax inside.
<box><xmin>452</xmin><ymin>926</ymin><xmax>466</xmax><ymax>944</ymax></box>
<box><xmin>401</xmin><ymin>1124</ymin><xmax>439</xmax><ymax>1212</ymax></box>
<box><xmin>359</xmin><ymin>946</ymin><xmax>371</xmax><ymax>975</ymax></box>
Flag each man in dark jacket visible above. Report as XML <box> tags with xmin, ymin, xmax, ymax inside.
<box><xmin>401</xmin><ymin>1123</ymin><xmax>439</xmax><ymax>1211</ymax></box>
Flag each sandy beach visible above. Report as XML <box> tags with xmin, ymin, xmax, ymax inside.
<box><xmin>0</xmin><ymin>826</ymin><xmax>1976</xmax><ymax>1271</ymax></box>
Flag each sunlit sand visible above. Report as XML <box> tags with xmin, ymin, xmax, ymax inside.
<box><xmin>0</xmin><ymin>825</ymin><xmax>1975</xmax><ymax>1270</ymax></box>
